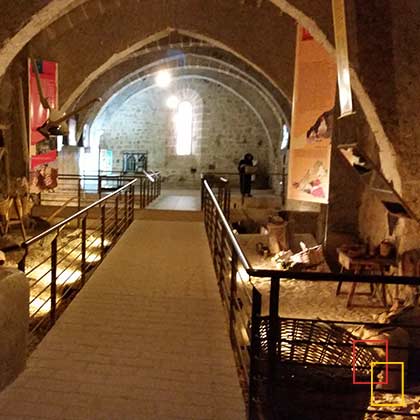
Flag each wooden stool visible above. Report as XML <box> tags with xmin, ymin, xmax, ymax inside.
<box><xmin>336</xmin><ymin>248</ymin><xmax>394</xmax><ymax>309</ymax></box>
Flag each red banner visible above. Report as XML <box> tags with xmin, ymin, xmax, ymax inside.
<box><xmin>28</xmin><ymin>59</ymin><xmax>59</xmax><ymax>192</ymax></box>
<box><xmin>29</xmin><ymin>60</ymin><xmax>58</xmax><ymax>146</ymax></box>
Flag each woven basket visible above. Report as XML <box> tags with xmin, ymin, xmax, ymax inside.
<box><xmin>255</xmin><ymin>319</ymin><xmax>379</xmax><ymax>419</ymax></box>
<box><xmin>291</xmin><ymin>245</ymin><xmax>324</xmax><ymax>266</ymax></box>
<box><xmin>258</xmin><ymin>319</ymin><xmax>377</xmax><ymax>377</ymax></box>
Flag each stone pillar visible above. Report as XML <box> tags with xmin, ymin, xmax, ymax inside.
<box><xmin>0</xmin><ymin>267</ymin><xmax>29</xmax><ymax>391</ymax></box>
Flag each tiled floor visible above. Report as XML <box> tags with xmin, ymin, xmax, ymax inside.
<box><xmin>0</xmin><ymin>220</ymin><xmax>245</xmax><ymax>420</ymax></box>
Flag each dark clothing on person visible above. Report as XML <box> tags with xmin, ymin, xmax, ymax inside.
<box><xmin>238</xmin><ymin>153</ymin><xmax>254</xmax><ymax>196</ymax></box>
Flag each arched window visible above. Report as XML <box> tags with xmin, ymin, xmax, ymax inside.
<box><xmin>175</xmin><ymin>101</ymin><xmax>193</xmax><ymax>156</ymax></box>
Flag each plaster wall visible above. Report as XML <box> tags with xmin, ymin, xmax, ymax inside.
<box><xmin>0</xmin><ymin>268</ymin><xmax>29</xmax><ymax>391</ymax></box>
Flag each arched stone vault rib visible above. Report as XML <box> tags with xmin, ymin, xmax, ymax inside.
<box><xmin>0</xmin><ymin>0</ymin><xmax>88</xmax><ymax>80</ymax></box>
<box><xmin>61</xmin><ymin>27</ymin><xmax>290</xmax><ymax>114</ymax></box>
<box><xmin>92</xmin><ymin>73</ymin><xmax>276</xmax><ymax>159</ymax></box>
<box><xmin>75</xmin><ymin>51</ymin><xmax>288</xmax><ymax>125</ymax></box>
<box><xmin>77</xmin><ymin>54</ymin><xmax>287</xmax><ymax>137</ymax></box>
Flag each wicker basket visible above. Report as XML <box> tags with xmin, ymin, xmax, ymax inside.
<box><xmin>255</xmin><ymin>319</ymin><xmax>379</xmax><ymax>419</ymax></box>
<box><xmin>291</xmin><ymin>245</ymin><xmax>324</xmax><ymax>266</ymax></box>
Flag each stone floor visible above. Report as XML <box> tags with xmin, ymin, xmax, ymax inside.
<box><xmin>147</xmin><ymin>190</ymin><xmax>201</xmax><ymax>211</ymax></box>
<box><xmin>0</xmin><ymin>220</ymin><xmax>245</xmax><ymax>420</ymax></box>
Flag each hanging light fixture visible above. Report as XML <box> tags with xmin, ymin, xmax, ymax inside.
<box><xmin>166</xmin><ymin>95</ymin><xmax>179</xmax><ymax>109</ymax></box>
<box><xmin>155</xmin><ymin>69</ymin><xmax>172</xmax><ymax>88</ymax></box>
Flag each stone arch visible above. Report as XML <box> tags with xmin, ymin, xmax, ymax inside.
<box><xmin>92</xmin><ymin>73</ymin><xmax>274</xmax><ymax>153</ymax></box>
<box><xmin>77</xmin><ymin>52</ymin><xmax>288</xmax><ymax>133</ymax></box>
<box><xmin>90</xmin><ymin>74</ymin><xmax>274</xmax><ymax>183</ymax></box>
<box><xmin>62</xmin><ymin>28</ymin><xmax>289</xmax><ymax>113</ymax></box>
<box><xmin>0</xmin><ymin>0</ymin><xmax>88</xmax><ymax>80</ymax></box>
<box><xmin>86</xmin><ymin>59</ymin><xmax>284</xmax><ymax>153</ymax></box>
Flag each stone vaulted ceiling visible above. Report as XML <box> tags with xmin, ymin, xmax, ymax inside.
<box><xmin>0</xmin><ymin>0</ymin><xmax>415</xmax><ymax>200</ymax></box>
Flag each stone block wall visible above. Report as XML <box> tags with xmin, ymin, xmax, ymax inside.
<box><xmin>97</xmin><ymin>78</ymin><xmax>274</xmax><ymax>188</ymax></box>
<box><xmin>0</xmin><ymin>268</ymin><xmax>29</xmax><ymax>391</ymax></box>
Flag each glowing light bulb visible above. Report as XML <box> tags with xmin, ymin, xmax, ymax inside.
<box><xmin>155</xmin><ymin>70</ymin><xmax>172</xmax><ymax>88</ymax></box>
<box><xmin>166</xmin><ymin>95</ymin><xmax>179</xmax><ymax>109</ymax></box>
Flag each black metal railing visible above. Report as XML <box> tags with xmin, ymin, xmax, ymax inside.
<box><xmin>33</xmin><ymin>171</ymin><xmax>161</xmax><ymax>210</ymax></box>
<box><xmin>18</xmin><ymin>179</ymin><xmax>136</xmax><ymax>349</ymax></box>
<box><xmin>201</xmin><ymin>174</ymin><xmax>231</xmax><ymax>220</ymax></box>
<box><xmin>201</xmin><ymin>170</ymin><xmax>287</xmax><ymax>205</ymax></box>
<box><xmin>202</xmin><ymin>178</ymin><xmax>420</xmax><ymax>420</ymax></box>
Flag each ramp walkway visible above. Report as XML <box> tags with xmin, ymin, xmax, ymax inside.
<box><xmin>0</xmin><ymin>220</ymin><xmax>245</xmax><ymax>420</ymax></box>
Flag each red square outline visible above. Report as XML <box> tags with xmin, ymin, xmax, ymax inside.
<box><xmin>352</xmin><ymin>339</ymin><xmax>388</xmax><ymax>385</ymax></box>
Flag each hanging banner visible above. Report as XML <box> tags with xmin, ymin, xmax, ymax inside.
<box><xmin>332</xmin><ymin>0</ymin><xmax>353</xmax><ymax>116</ymax></box>
<box><xmin>28</xmin><ymin>59</ymin><xmax>59</xmax><ymax>192</ymax></box>
<box><xmin>287</xmin><ymin>26</ymin><xmax>337</xmax><ymax>204</ymax></box>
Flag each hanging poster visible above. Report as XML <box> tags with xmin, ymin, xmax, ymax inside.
<box><xmin>28</xmin><ymin>59</ymin><xmax>59</xmax><ymax>192</ymax></box>
<box><xmin>287</xmin><ymin>26</ymin><xmax>337</xmax><ymax>204</ymax></box>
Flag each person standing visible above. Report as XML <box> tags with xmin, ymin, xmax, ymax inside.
<box><xmin>238</xmin><ymin>153</ymin><xmax>255</xmax><ymax>197</ymax></box>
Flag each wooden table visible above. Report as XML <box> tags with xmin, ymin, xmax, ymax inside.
<box><xmin>336</xmin><ymin>248</ymin><xmax>396</xmax><ymax>309</ymax></box>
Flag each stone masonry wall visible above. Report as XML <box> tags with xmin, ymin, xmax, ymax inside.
<box><xmin>97</xmin><ymin>78</ymin><xmax>273</xmax><ymax>188</ymax></box>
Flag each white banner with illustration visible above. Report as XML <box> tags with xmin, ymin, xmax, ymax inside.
<box><xmin>287</xmin><ymin>26</ymin><xmax>337</xmax><ymax>204</ymax></box>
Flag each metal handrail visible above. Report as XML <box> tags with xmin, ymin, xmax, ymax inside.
<box><xmin>203</xmin><ymin>179</ymin><xmax>251</xmax><ymax>270</ymax></box>
<box><xmin>24</xmin><ymin>179</ymin><xmax>137</xmax><ymax>247</ymax></box>
<box><xmin>31</xmin><ymin>172</ymin><xmax>161</xmax><ymax>212</ymax></box>
<box><xmin>203</xmin><ymin>178</ymin><xmax>420</xmax><ymax>286</ymax></box>
<box><xmin>203</xmin><ymin>177</ymin><xmax>420</xmax><ymax>419</ymax></box>
<box><xmin>142</xmin><ymin>170</ymin><xmax>155</xmax><ymax>182</ymax></box>
<box><xmin>20</xmin><ymin>177</ymin><xmax>137</xmax><ymax>349</ymax></box>
<box><xmin>247</xmin><ymin>267</ymin><xmax>420</xmax><ymax>285</ymax></box>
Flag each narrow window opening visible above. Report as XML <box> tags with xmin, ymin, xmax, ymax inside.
<box><xmin>175</xmin><ymin>101</ymin><xmax>193</xmax><ymax>155</ymax></box>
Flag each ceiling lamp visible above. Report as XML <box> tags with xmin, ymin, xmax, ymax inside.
<box><xmin>155</xmin><ymin>69</ymin><xmax>172</xmax><ymax>88</ymax></box>
<box><xmin>166</xmin><ymin>95</ymin><xmax>179</xmax><ymax>109</ymax></box>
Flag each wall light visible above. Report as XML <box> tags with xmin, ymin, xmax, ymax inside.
<box><xmin>155</xmin><ymin>70</ymin><xmax>172</xmax><ymax>88</ymax></box>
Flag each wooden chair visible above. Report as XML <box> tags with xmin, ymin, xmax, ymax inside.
<box><xmin>0</xmin><ymin>197</ymin><xmax>13</xmax><ymax>235</ymax></box>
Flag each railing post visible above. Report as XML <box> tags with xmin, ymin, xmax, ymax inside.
<box><xmin>224</xmin><ymin>181</ymin><xmax>231</xmax><ymax>221</ymax></box>
<box><xmin>230</xmin><ymin>252</ymin><xmax>238</xmax><ymax>340</ymax></box>
<box><xmin>268</xmin><ymin>276</ymin><xmax>280</xmax><ymax>410</ymax></box>
<box><xmin>98</xmin><ymin>174</ymin><xmax>102</xmax><ymax>199</ymax></box>
<box><xmin>81</xmin><ymin>216</ymin><xmax>87</xmax><ymax>286</ymax></box>
<box><xmin>101</xmin><ymin>204</ymin><xmax>106</xmax><ymax>259</ymax></box>
<box><xmin>124</xmin><ymin>189</ymin><xmax>128</xmax><ymax>229</ymax></box>
<box><xmin>281</xmin><ymin>164</ymin><xmax>286</xmax><ymax>206</ymax></box>
<box><xmin>114</xmin><ymin>194</ymin><xmax>119</xmax><ymax>238</ymax></box>
<box><xmin>18</xmin><ymin>245</ymin><xmax>27</xmax><ymax>272</ymax></box>
<box><xmin>50</xmin><ymin>235</ymin><xmax>58</xmax><ymax>325</ymax></box>
<box><xmin>212</xmin><ymin>203</ymin><xmax>219</xmax><ymax>263</ymax></box>
<box><xmin>140</xmin><ymin>178</ymin><xmax>145</xmax><ymax>208</ymax></box>
<box><xmin>130</xmin><ymin>184</ymin><xmax>135</xmax><ymax>222</ymax></box>
<box><xmin>77</xmin><ymin>178</ymin><xmax>82</xmax><ymax>228</ymax></box>
<box><xmin>201</xmin><ymin>175</ymin><xmax>205</xmax><ymax>211</ymax></box>
<box><xmin>249</xmin><ymin>287</ymin><xmax>262</xmax><ymax>420</ymax></box>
